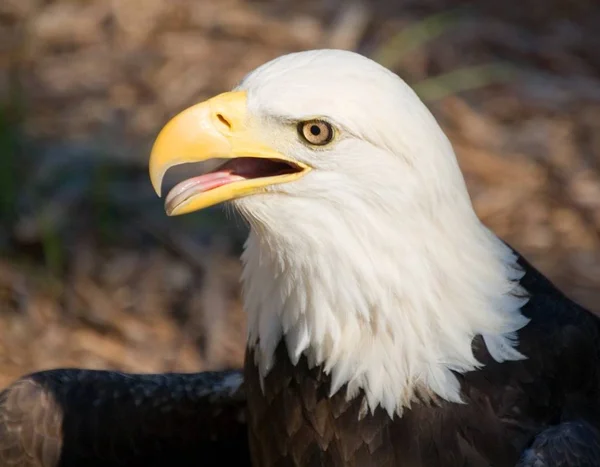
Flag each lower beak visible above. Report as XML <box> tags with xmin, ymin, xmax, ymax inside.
<box><xmin>148</xmin><ymin>91</ymin><xmax>309</xmax><ymax>216</ymax></box>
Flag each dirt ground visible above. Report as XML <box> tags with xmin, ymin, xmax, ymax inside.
<box><xmin>1</xmin><ymin>0</ymin><xmax>600</xmax><ymax>389</ymax></box>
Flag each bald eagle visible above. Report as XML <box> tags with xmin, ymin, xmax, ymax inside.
<box><xmin>2</xmin><ymin>49</ymin><xmax>600</xmax><ymax>467</ymax></box>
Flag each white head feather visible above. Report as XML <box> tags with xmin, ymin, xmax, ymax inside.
<box><xmin>232</xmin><ymin>49</ymin><xmax>529</xmax><ymax>417</ymax></box>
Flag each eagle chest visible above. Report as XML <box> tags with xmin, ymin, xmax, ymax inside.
<box><xmin>244</xmin><ymin>344</ymin><xmax>398</xmax><ymax>467</ymax></box>
<box><xmin>242</xmin><ymin>344</ymin><xmax>526</xmax><ymax>467</ymax></box>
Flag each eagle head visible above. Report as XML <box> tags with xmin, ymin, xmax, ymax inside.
<box><xmin>149</xmin><ymin>49</ymin><xmax>529</xmax><ymax>417</ymax></box>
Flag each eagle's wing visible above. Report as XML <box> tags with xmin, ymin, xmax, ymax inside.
<box><xmin>0</xmin><ymin>368</ymin><xmax>250</xmax><ymax>467</ymax></box>
<box><xmin>516</xmin><ymin>420</ymin><xmax>600</xmax><ymax>467</ymax></box>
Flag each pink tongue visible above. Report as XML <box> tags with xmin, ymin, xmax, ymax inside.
<box><xmin>180</xmin><ymin>171</ymin><xmax>243</xmax><ymax>192</ymax></box>
<box><xmin>165</xmin><ymin>171</ymin><xmax>245</xmax><ymax>210</ymax></box>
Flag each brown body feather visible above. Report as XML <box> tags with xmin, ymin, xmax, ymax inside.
<box><xmin>0</xmin><ymin>370</ymin><xmax>250</xmax><ymax>467</ymax></box>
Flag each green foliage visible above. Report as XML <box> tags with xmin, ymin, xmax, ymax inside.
<box><xmin>40</xmin><ymin>212</ymin><xmax>64</xmax><ymax>275</ymax></box>
<box><xmin>413</xmin><ymin>64</ymin><xmax>516</xmax><ymax>101</ymax></box>
<box><xmin>371</xmin><ymin>10</ymin><xmax>462</xmax><ymax>72</ymax></box>
<box><xmin>90</xmin><ymin>160</ymin><xmax>120</xmax><ymax>243</ymax></box>
<box><xmin>0</xmin><ymin>107</ymin><xmax>19</xmax><ymax>226</ymax></box>
<box><xmin>370</xmin><ymin>10</ymin><xmax>517</xmax><ymax>102</ymax></box>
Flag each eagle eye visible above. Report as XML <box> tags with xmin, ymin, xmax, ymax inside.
<box><xmin>298</xmin><ymin>120</ymin><xmax>334</xmax><ymax>146</ymax></box>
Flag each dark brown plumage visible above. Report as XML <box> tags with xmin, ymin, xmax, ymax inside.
<box><xmin>2</xmin><ymin>250</ymin><xmax>600</xmax><ymax>467</ymax></box>
<box><xmin>0</xmin><ymin>369</ymin><xmax>250</xmax><ymax>467</ymax></box>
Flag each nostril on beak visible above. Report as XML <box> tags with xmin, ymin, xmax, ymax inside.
<box><xmin>216</xmin><ymin>113</ymin><xmax>232</xmax><ymax>130</ymax></box>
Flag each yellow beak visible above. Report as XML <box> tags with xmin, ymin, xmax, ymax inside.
<box><xmin>149</xmin><ymin>91</ymin><xmax>309</xmax><ymax>216</ymax></box>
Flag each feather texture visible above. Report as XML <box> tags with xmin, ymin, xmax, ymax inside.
<box><xmin>0</xmin><ymin>369</ymin><xmax>249</xmax><ymax>467</ymax></box>
<box><xmin>245</xmin><ymin>252</ymin><xmax>600</xmax><ymax>466</ymax></box>
<box><xmin>236</xmin><ymin>50</ymin><xmax>530</xmax><ymax>415</ymax></box>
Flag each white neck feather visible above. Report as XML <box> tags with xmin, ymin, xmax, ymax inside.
<box><xmin>232</xmin><ymin>49</ymin><xmax>531</xmax><ymax>418</ymax></box>
<box><xmin>240</xmin><ymin>186</ymin><xmax>530</xmax><ymax>418</ymax></box>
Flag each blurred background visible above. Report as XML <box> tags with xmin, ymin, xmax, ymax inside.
<box><xmin>1</xmin><ymin>0</ymin><xmax>600</xmax><ymax>388</ymax></box>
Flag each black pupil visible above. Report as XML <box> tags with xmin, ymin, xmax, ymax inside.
<box><xmin>310</xmin><ymin>125</ymin><xmax>321</xmax><ymax>136</ymax></box>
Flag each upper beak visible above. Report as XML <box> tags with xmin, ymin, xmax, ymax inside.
<box><xmin>149</xmin><ymin>91</ymin><xmax>309</xmax><ymax>216</ymax></box>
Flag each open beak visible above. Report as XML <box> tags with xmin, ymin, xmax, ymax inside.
<box><xmin>149</xmin><ymin>91</ymin><xmax>310</xmax><ymax>216</ymax></box>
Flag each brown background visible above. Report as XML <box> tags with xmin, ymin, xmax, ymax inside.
<box><xmin>1</xmin><ymin>0</ymin><xmax>600</xmax><ymax>388</ymax></box>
